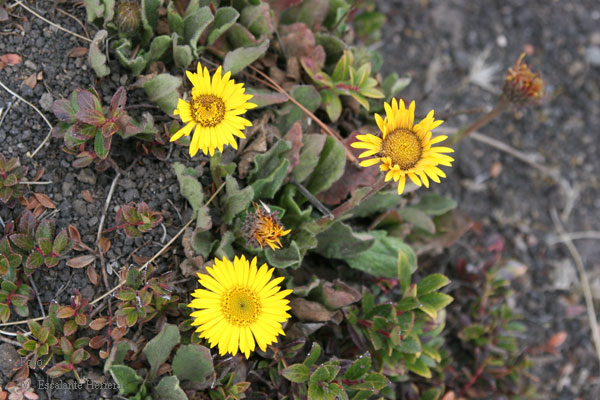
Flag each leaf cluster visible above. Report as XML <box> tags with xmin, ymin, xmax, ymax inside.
<box><xmin>0</xmin><ymin>153</ymin><xmax>26</xmax><ymax>206</ymax></box>
<box><xmin>51</xmin><ymin>87</ymin><xmax>158</xmax><ymax>170</ymax></box>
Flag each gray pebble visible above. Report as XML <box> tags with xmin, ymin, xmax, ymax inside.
<box><xmin>123</xmin><ymin>188</ymin><xmax>140</xmax><ymax>203</ymax></box>
<box><xmin>585</xmin><ymin>46</ymin><xmax>600</xmax><ymax>66</ymax></box>
<box><xmin>24</xmin><ymin>60</ymin><xmax>37</xmax><ymax>70</ymax></box>
<box><xmin>39</xmin><ymin>92</ymin><xmax>54</xmax><ymax>112</ymax></box>
<box><xmin>62</xmin><ymin>182</ymin><xmax>73</xmax><ymax>197</ymax></box>
<box><xmin>77</xmin><ymin>169</ymin><xmax>97</xmax><ymax>185</ymax></box>
<box><xmin>73</xmin><ymin>199</ymin><xmax>88</xmax><ymax>216</ymax></box>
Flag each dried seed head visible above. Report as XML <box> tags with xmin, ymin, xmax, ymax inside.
<box><xmin>502</xmin><ymin>53</ymin><xmax>544</xmax><ymax>106</ymax></box>
<box><xmin>243</xmin><ymin>203</ymin><xmax>291</xmax><ymax>251</ymax></box>
<box><xmin>116</xmin><ymin>0</ymin><xmax>142</xmax><ymax>34</ymax></box>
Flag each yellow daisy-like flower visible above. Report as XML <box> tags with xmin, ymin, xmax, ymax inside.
<box><xmin>189</xmin><ymin>255</ymin><xmax>292</xmax><ymax>358</ymax></box>
<box><xmin>171</xmin><ymin>63</ymin><xmax>257</xmax><ymax>157</ymax></box>
<box><xmin>351</xmin><ymin>99</ymin><xmax>454</xmax><ymax>194</ymax></box>
<box><xmin>243</xmin><ymin>202</ymin><xmax>292</xmax><ymax>251</ymax></box>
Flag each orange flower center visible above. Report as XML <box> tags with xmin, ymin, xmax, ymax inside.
<box><xmin>381</xmin><ymin>128</ymin><xmax>422</xmax><ymax>170</ymax></box>
<box><xmin>191</xmin><ymin>95</ymin><xmax>225</xmax><ymax>127</ymax></box>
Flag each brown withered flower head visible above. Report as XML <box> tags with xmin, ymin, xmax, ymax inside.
<box><xmin>243</xmin><ymin>202</ymin><xmax>291</xmax><ymax>251</ymax></box>
<box><xmin>501</xmin><ymin>53</ymin><xmax>544</xmax><ymax>106</ymax></box>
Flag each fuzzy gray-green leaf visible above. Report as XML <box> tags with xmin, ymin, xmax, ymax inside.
<box><xmin>223</xmin><ymin>39</ymin><xmax>270</xmax><ymax>75</ymax></box>
<box><xmin>143</xmin><ymin>323</ymin><xmax>180</xmax><ymax>379</ymax></box>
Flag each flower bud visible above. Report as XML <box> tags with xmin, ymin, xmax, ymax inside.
<box><xmin>116</xmin><ymin>0</ymin><xmax>141</xmax><ymax>34</ymax></box>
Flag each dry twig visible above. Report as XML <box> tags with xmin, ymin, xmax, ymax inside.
<box><xmin>0</xmin><ymin>80</ymin><xmax>53</xmax><ymax>158</ymax></box>
<box><xmin>13</xmin><ymin>0</ymin><xmax>92</xmax><ymax>43</ymax></box>
<box><xmin>551</xmin><ymin>208</ymin><xmax>600</xmax><ymax>369</ymax></box>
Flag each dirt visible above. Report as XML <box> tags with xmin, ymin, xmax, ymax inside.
<box><xmin>0</xmin><ymin>0</ymin><xmax>599</xmax><ymax>399</ymax></box>
<box><xmin>377</xmin><ymin>0</ymin><xmax>600</xmax><ymax>398</ymax></box>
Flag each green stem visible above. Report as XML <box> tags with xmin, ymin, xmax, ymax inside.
<box><xmin>450</xmin><ymin>99</ymin><xmax>510</xmax><ymax>145</ymax></box>
<box><xmin>317</xmin><ymin>177</ymin><xmax>389</xmax><ymax>226</ymax></box>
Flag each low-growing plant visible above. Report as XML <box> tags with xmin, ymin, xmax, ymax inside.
<box><xmin>102</xmin><ymin>201</ymin><xmax>164</xmax><ymax>238</ymax></box>
<box><xmin>0</xmin><ymin>152</ymin><xmax>26</xmax><ymax>206</ymax></box>
<box><xmin>51</xmin><ymin>86</ymin><xmax>158</xmax><ymax>170</ymax></box>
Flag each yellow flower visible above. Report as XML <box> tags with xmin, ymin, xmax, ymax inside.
<box><xmin>243</xmin><ymin>202</ymin><xmax>291</xmax><ymax>250</ymax></box>
<box><xmin>351</xmin><ymin>99</ymin><xmax>454</xmax><ymax>195</ymax></box>
<box><xmin>189</xmin><ymin>255</ymin><xmax>292</xmax><ymax>358</ymax></box>
<box><xmin>502</xmin><ymin>53</ymin><xmax>544</xmax><ymax>105</ymax></box>
<box><xmin>171</xmin><ymin>63</ymin><xmax>257</xmax><ymax>157</ymax></box>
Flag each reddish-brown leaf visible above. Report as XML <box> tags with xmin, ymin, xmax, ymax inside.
<box><xmin>56</xmin><ymin>306</ymin><xmax>76</xmax><ymax>319</ymax></box>
<box><xmin>546</xmin><ymin>332</ymin><xmax>567</xmax><ymax>348</ymax></box>
<box><xmin>0</xmin><ymin>53</ymin><xmax>21</xmax><ymax>66</ymax></box>
<box><xmin>87</xmin><ymin>264</ymin><xmax>99</xmax><ymax>286</ymax></box>
<box><xmin>131</xmin><ymin>253</ymin><xmax>150</xmax><ymax>265</ymax></box>
<box><xmin>33</xmin><ymin>193</ymin><xmax>56</xmax><ymax>209</ymax></box>
<box><xmin>66</xmin><ymin>255</ymin><xmax>95</xmax><ymax>269</ymax></box>
<box><xmin>67</xmin><ymin>47</ymin><xmax>89</xmax><ymax>57</ymax></box>
<box><xmin>81</xmin><ymin>190</ymin><xmax>94</xmax><ymax>203</ymax></box>
<box><xmin>23</xmin><ymin>73</ymin><xmax>37</xmax><ymax>89</ymax></box>
<box><xmin>32</xmin><ymin>167</ymin><xmax>45</xmax><ymax>182</ymax></box>
<box><xmin>110</xmin><ymin>326</ymin><xmax>127</xmax><ymax>340</ymax></box>
<box><xmin>441</xmin><ymin>392</ymin><xmax>456</xmax><ymax>400</ymax></box>
<box><xmin>284</xmin><ymin>122</ymin><xmax>303</xmax><ymax>173</ymax></box>
<box><xmin>68</xmin><ymin>225</ymin><xmax>82</xmax><ymax>242</ymax></box>
<box><xmin>89</xmin><ymin>317</ymin><xmax>108</xmax><ymax>331</ymax></box>
<box><xmin>157</xmin><ymin>363</ymin><xmax>171</xmax><ymax>377</ymax></box>
<box><xmin>99</xmin><ymin>236</ymin><xmax>111</xmax><ymax>253</ymax></box>
<box><xmin>99</xmin><ymin>350</ymin><xmax>109</xmax><ymax>359</ymax></box>
<box><xmin>89</xmin><ymin>335</ymin><xmax>107</xmax><ymax>349</ymax></box>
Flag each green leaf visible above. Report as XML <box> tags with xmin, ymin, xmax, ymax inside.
<box><xmin>222</xmin><ymin>175</ymin><xmax>254</xmax><ymax>224</ymax></box>
<box><xmin>248</xmin><ymin>139</ymin><xmax>292</xmax><ymax>199</ymax></box>
<box><xmin>148</xmin><ymin>35</ymin><xmax>172</xmax><ymax>61</ymax></box>
<box><xmin>459</xmin><ymin>323</ymin><xmax>487</xmax><ymax>341</ymax></box>
<box><xmin>143</xmin><ymin>323</ymin><xmax>180</xmax><ymax>379</ymax></box>
<box><xmin>305</xmin><ymin>136</ymin><xmax>346</xmax><ymax>195</ymax></box>
<box><xmin>397</xmin><ymin>334</ymin><xmax>421</xmax><ymax>354</ymax></box>
<box><xmin>303</xmin><ymin>342</ymin><xmax>322</xmax><ymax>367</ymax></box>
<box><xmin>109</xmin><ymin>365</ymin><xmax>143</xmax><ymax>396</ymax></box>
<box><xmin>172</xmin><ymin>163</ymin><xmax>211</xmax><ymax>230</ymax></box>
<box><xmin>207</xmin><ymin>7</ymin><xmax>239</xmax><ymax>45</ymax></box>
<box><xmin>154</xmin><ymin>375</ymin><xmax>188</xmax><ymax>400</ymax></box>
<box><xmin>26</xmin><ymin>252</ymin><xmax>44</xmax><ymax>270</ymax></box>
<box><xmin>321</xmin><ymin>89</ymin><xmax>342</xmax><ymax>122</ymax></box>
<box><xmin>343</xmin><ymin>230</ymin><xmax>417</xmax><ymax>279</ymax></box>
<box><xmin>382</xmin><ymin>72</ymin><xmax>411</xmax><ymax>99</ymax></box>
<box><xmin>350</xmin><ymin>372</ymin><xmax>388</xmax><ymax>391</ymax></box>
<box><xmin>344</xmin><ymin>352</ymin><xmax>371</xmax><ymax>380</ymax></box>
<box><xmin>281</xmin><ymin>363</ymin><xmax>310</xmax><ymax>383</ymax></box>
<box><xmin>172</xmin><ymin>33</ymin><xmax>194</xmax><ymax>68</ymax></box>
<box><xmin>213</xmin><ymin>231</ymin><xmax>235</xmax><ymax>260</ymax></box>
<box><xmin>405</xmin><ymin>357</ymin><xmax>431</xmax><ymax>378</ymax></box>
<box><xmin>144</xmin><ymin>73</ymin><xmax>182</xmax><ymax>115</ymax></box>
<box><xmin>226</xmin><ymin>23</ymin><xmax>263</xmax><ymax>48</ymax></box>
<box><xmin>417</xmin><ymin>274</ymin><xmax>450</xmax><ymax>295</ymax></box>
<box><xmin>265</xmin><ymin>240</ymin><xmax>302</xmax><ymax>269</ymax></box>
<box><xmin>172</xmin><ymin>344</ymin><xmax>214</xmax><ymax>383</ymax></box>
<box><xmin>396</xmin><ymin>297</ymin><xmax>420</xmax><ymax>312</ymax></box>
<box><xmin>167</xmin><ymin>1</ymin><xmax>184</xmax><ymax>36</ymax></box>
<box><xmin>309</xmin><ymin>364</ymin><xmax>340</xmax><ymax>384</ymax></box>
<box><xmin>277</xmin><ymin>85</ymin><xmax>321</xmax><ymax>133</ymax></box>
<box><xmin>291</xmin><ymin>134</ymin><xmax>326</xmax><ymax>183</ymax></box>
<box><xmin>315</xmin><ymin>221</ymin><xmax>374</xmax><ymax>259</ymax></box>
<box><xmin>114</xmin><ymin>39</ymin><xmax>148</xmax><ymax>76</ymax></box>
<box><xmin>223</xmin><ymin>40</ymin><xmax>270</xmax><ymax>75</ymax></box>
<box><xmin>413</xmin><ymin>193</ymin><xmax>457</xmax><ymax>216</ymax></box>
<box><xmin>104</xmin><ymin>341</ymin><xmax>132</xmax><ymax>374</ymax></box>
<box><xmin>240</xmin><ymin>3</ymin><xmax>274</xmax><ymax>37</ymax></box>
<box><xmin>53</xmin><ymin>230</ymin><xmax>71</xmax><ymax>255</ymax></box>
<box><xmin>184</xmin><ymin>6</ymin><xmax>213</xmax><ymax>54</ymax></box>
<box><xmin>94</xmin><ymin>131</ymin><xmax>111</xmax><ymax>159</ymax></box>
<box><xmin>88</xmin><ymin>29</ymin><xmax>110</xmax><ymax>77</ymax></box>
<box><xmin>245</xmin><ymin>88</ymin><xmax>288</xmax><ymax>109</ymax></box>
<box><xmin>10</xmin><ymin>233</ymin><xmax>33</xmax><ymax>252</ymax></box>
<box><xmin>191</xmin><ymin>229</ymin><xmax>214</xmax><ymax>258</ymax></box>
<box><xmin>315</xmin><ymin>33</ymin><xmax>346</xmax><ymax>65</ymax></box>
<box><xmin>141</xmin><ymin>0</ymin><xmax>161</xmax><ymax>46</ymax></box>
<box><xmin>418</xmin><ymin>292</ymin><xmax>453</xmax><ymax>319</ymax></box>
<box><xmin>421</xmin><ymin>388</ymin><xmax>443</xmax><ymax>400</ymax></box>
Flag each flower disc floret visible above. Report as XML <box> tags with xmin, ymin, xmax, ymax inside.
<box><xmin>351</xmin><ymin>99</ymin><xmax>454</xmax><ymax>194</ymax></box>
<box><xmin>172</xmin><ymin>63</ymin><xmax>257</xmax><ymax>157</ymax></box>
<box><xmin>188</xmin><ymin>255</ymin><xmax>292</xmax><ymax>358</ymax></box>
